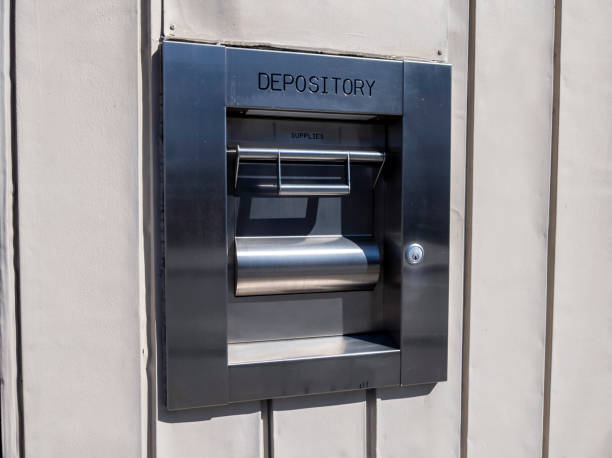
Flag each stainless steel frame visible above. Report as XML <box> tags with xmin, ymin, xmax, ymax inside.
<box><xmin>163</xmin><ymin>41</ymin><xmax>451</xmax><ymax>410</ymax></box>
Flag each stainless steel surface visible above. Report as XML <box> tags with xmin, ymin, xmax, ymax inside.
<box><xmin>163</xmin><ymin>42</ymin><xmax>229</xmax><ymax>409</ymax></box>
<box><xmin>373</xmin><ymin>153</ymin><xmax>386</xmax><ymax>188</ymax></box>
<box><xmin>243</xmin><ymin>109</ymin><xmax>378</xmax><ymax>120</ymax></box>
<box><xmin>276</xmin><ymin>183</ymin><xmax>349</xmax><ymax>196</ymax></box>
<box><xmin>235</xmin><ymin>236</ymin><xmax>380</xmax><ymax>296</ymax></box>
<box><xmin>405</xmin><ymin>243</ymin><xmax>425</xmax><ymax>265</ymax></box>
<box><xmin>228</xmin><ymin>333</ymin><xmax>400</xmax><ymax>402</ymax></box>
<box><xmin>398</xmin><ymin>61</ymin><xmax>451</xmax><ymax>384</ymax></box>
<box><xmin>227</xmin><ymin>117</ymin><xmax>382</xmax><ymax>344</ymax></box>
<box><xmin>277</xmin><ymin>148</ymin><xmax>351</xmax><ymax>196</ymax></box>
<box><xmin>235</xmin><ymin>146</ymin><xmax>385</xmax><ymax>162</ymax></box>
<box><xmin>226</xmin><ymin>47</ymin><xmax>404</xmax><ymax>115</ymax></box>
<box><xmin>228</xmin><ymin>333</ymin><xmax>399</xmax><ymax>366</ymax></box>
<box><xmin>228</xmin><ymin>349</ymin><xmax>400</xmax><ymax>403</ymax></box>
<box><xmin>226</xmin><ymin>117</ymin><xmax>387</xmax><ymax>151</ymax></box>
<box><xmin>233</xmin><ymin>146</ymin><xmax>385</xmax><ymax>194</ymax></box>
<box><xmin>227</xmin><ymin>291</ymin><xmax>383</xmax><ymax>344</ymax></box>
<box><xmin>162</xmin><ymin>41</ymin><xmax>451</xmax><ymax>409</ymax></box>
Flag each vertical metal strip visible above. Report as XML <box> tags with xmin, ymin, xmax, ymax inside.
<box><xmin>261</xmin><ymin>399</ymin><xmax>274</xmax><ymax>458</ymax></box>
<box><xmin>366</xmin><ymin>389</ymin><xmax>377</xmax><ymax>458</ymax></box>
<box><xmin>163</xmin><ymin>43</ymin><xmax>229</xmax><ymax>409</ymax></box>
<box><xmin>542</xmin><ymin>1</ymin><xmax>562</xmax><ymax>457</ymax></box>
<box><xmin>140</xmin><ymin>0</ymin><xmax>161</xmax><ymax>452</ymax></box>
<box><xmin>268</xmin><ymin>400</ymin><xmax>274</xmax><ymax>458</ymax></box>
<box><xmin>400</xmin><ymin>61</ymin><xmax>451</xmax><ymax>385</ymax></box>
<box><xmin>277</xmin><ymin>149</ymin><xmax>281</xmax><ymax>193</ymax></box>
<box><xmin>460</xmin><ymin>0</ymin><xmax>477</xmax><ymax>456</ymax></box>
<box><xmin>10</xmin><ymin>0</ymin><xmax>23</xmax><ymax>453</ymax></box>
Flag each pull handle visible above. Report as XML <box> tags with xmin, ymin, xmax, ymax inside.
<box><xmin>277</xmin><ymin>150</ymin><xmax>351</xmax><ymax>196</ymax></box>
<box><xmin>232</xmin><ymin>146</ymin><xmax>385</xmax><ymax>195</ymax></box>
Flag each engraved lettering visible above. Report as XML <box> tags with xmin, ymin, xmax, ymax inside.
<box><xmin>295</xmin><ymin>75</ymin><xmax>307</xmax><ymax>92</ymax></box>
<box><xmin>271</xmin><ymin>73</ymin><xmax>282</xmax><ymax>91</ymax></box>
<box><xmin>283</xmin><ymin>73</ymin><xmax>294</xmax><ymax>91</ymax></box>
<box><xmin>354</xmin><ymin>79</ymin><xmax>364</xmax><ymax>95</ymax></box>
<box><xmin>342</xmin><ymin>78</ymin><xmax>353</xmax><ymax>95</ymax></box>
<box><xmin>256</xmin><ymin>72</ymin><xmax>376</xmax><ymax>97</ymax></box>
<box><xmin>332</xmin><ymin>77</ymin><xmax>341</xmax><ymax>93</ymax></box>
<box><xmin>258</xmin><ymin>72</ymin><xmax>270</xmax><ymax>90</ymax></box>
<box><xmin>308</xmin><ymin>76</ymin><xmax>320</xmax><ymax>93</ymax></box>
<box><xmin>291</xmin><ymin>131</ymin><xmax>325</xmax><ymax>140</ymax></box>
<box><xmin>366</xmin><ymin>79</ymin><xmax>375</xmax><ymax>96</ymax></box>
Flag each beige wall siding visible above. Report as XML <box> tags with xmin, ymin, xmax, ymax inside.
<box><xmin>272</xmin><ymin>392</ymin><xmax>367</xmax><ymax>458</ymax></box>
<box><xmin>157</xmin><ymin>402</ymin><xmax>264</xmax><ymax>458</ymax></box>
<box><xmin>164</xmin><ymin>0</ymin><xmax>449</xmax><ymax>61</ymax></box>
<box><xmin>466</xmin><ymin>1</ymin><xmax>554</xmax><ymax>456</ymax></box>
<box><xmin>548</xmin><ymin>1</ymin><xmax>612</xmax><ymax>456</ymax></box>
<box><xmin>14</xmin><ymin>1</ymin><xmax>146</xmax><ymax>456</ymax></box>
<box><xmin>3</xmin><ymin>0</ymin><xmax>612</xmax><ymax>457</ymax></box>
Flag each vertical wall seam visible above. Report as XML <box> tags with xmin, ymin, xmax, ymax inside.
<box><xmin>542</xmin><ymin>1</ymin><xmax>562</xmax><ymax>457</ymax></box>
<box><xmin>459</xmin><ymin>0</ymin><xmax>476</xmax><ymax>456</ymax></box>
<box><xmin>160</xmin><ymin>0</ymin><xmax>165</xmax><ymax>38</ymax></box>
<box><xmin>8</xmin><ymin>0</ymin><xmax>24</xmax><ymax>455</ymax></box>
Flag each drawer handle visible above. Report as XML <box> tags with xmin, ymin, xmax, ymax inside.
<box><xmin>231</xmin><ymin>146</ymin><xmax>385</xmax><ymax>195</ymax></box>
<box><xmin>277</xmin><ymin>149</ymin><xmax>350</xmax><ymax>196</ymax></box>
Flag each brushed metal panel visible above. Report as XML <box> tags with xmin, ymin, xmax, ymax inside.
<box><xmin>228</xmin><ymin>333</ymin><xmax>398</xmax><ymax>366</ymax></box>
<box><xmin>399</xmin><ymin>62</ymin><xmax>451</xmax><ymax>383</ymax></box>
<box><xmin>229</xmin><ymin>351</ymin><xmax>400</xmax><ymax>403</ymax></box>
<box><xmin>226</xmin><ymin>47</ymin><xmax>403</xmax><ymax>115</ymax></box>
<box><xmin>163</xmin><ymin>42</ymin><xmax>229</xmax><ymax>409</ymax></box>
<box><xmin>227</xmin><ymin>290</ymin><xmax>383</xmax><ymax>344</ymax></box>
<box><xmin>162</xmin><ymin>42</ymin><xmax>451</xmax><ymax>408</ymax></box>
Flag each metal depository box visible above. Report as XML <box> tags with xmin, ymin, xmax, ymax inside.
<box><xmin>162</xmin><ymin>42</ymin><xmax>451</xmax><ymax>410</ymax></box>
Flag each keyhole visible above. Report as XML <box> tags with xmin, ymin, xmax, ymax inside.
<box><xmin>406</xmin><ymin>243</ymin><xmax>424</xmax><ymax>265</ymax></box>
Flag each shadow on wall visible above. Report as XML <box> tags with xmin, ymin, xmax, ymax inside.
<box><xmin>159</xmin><ymin>400</ymin><xmax>262</xmax><ymax>423</ymax></box>
<box><xmin>377</xmin><ymin>382</ymin><xmax>436</xmax><ymax>401</ymax></box>
<box><xmin>158</xmin><ymin>383</ymin><xmax>436</xmax><ymax>423</ymax></box>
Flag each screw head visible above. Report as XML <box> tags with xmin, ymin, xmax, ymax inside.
<box><xmin>405</xmin><ymin>243</ymin><xmax>424</xmax><ymax>265</ymax></box>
